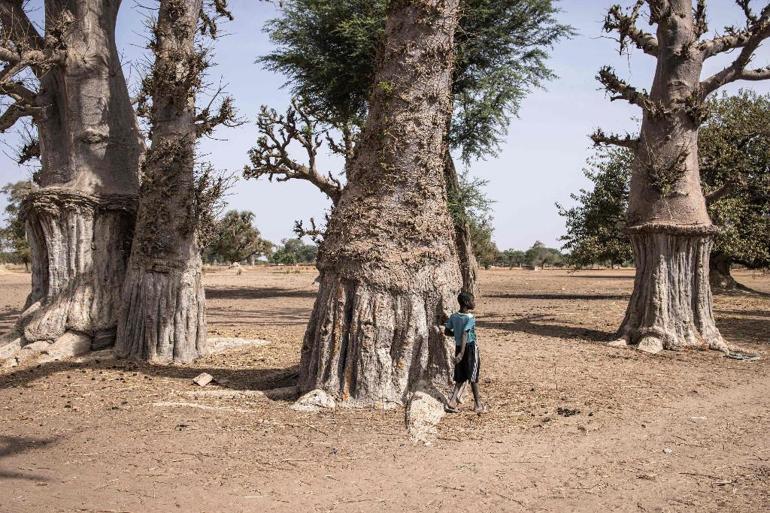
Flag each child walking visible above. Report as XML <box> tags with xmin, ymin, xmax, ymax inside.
<box><xmin>444</xmin><ymin>292</ymin><xmax>486</xmax><ymax>413</ymax></box>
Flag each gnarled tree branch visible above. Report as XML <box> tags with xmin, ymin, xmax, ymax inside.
<box><xmin>590</xmin><ymin>128</ymin><xmax>640</xmax><ymax>149</ymax></box>
<box><xmin>0</xmin><ymin>99</ymin><xmax>35</xmax><ymax>131</ymax></box>
<box><xmin>244</xmin><ymin>99</ymin><xmax>343</xmax><ymax>204</ymax></box>
<box><xmin>603</xmin><ymin>1</ymin><xmax>659</xmax><ymax>56</ymax></box>
<box><xmin>597</xmin><ymin>66</ymin><xmax>655</xmax><ymax>111</ymax></box>
<box><xmin>700</xmin><ymin>3</ymin><xmax>770</xmax><ymax>96</ymax></box>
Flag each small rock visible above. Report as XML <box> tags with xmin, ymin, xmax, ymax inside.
<box><xmin>405</xmin><ymin>391</ymin><xmax>445</xmax><ymax>445</ymax></box>
<box><xmin>0</xmin><ymin>337</ymin><xmax>22</xmax><ymax>360</ymax></box>
<box><xmin>17</xmin><ymin>340</ymin><xmax>51</xmax><ymax>364</ymax></box>
<box><xmin>193</xmin><ymin>373</ymin><xmax>214</xmax><ymax>387</ymax></box>
<box><xmin>663</xmin><ymin>447</ymin><xmax>673</xmax><ymax>455</ymax></box>
<box><xmin>689</xmin><ymin>416</ymin><xmax>707</xmax><ymax>422</ymax></box>
<box><xmin>291</xmin><ymin>389</ymin><xmax>336</xmax><ymax>413</ymax></box>
<box><xmin>637</xmin><ymin>337</ymin><xmax>663</xmax><ymax>354</ymax></box>
<box><xmin>607</xmin><ymin>338</ymin><xmax>628</xmax><ymax>348</ymax></box>
<box><xmin>44</xmin><ymin>331</ymin><xmax>92</xmax><ymax>360</ymax></box>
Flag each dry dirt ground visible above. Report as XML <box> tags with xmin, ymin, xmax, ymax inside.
<box><xmin>0</xmin><ymin>266</ymin><xmax>768</xmax><ymax>513</ymax></box>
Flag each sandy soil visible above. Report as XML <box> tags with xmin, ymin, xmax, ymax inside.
<box><xmin>0</xmin><ymin>266</ymin><xmax>768</xmax><ymax>512</ymax></box>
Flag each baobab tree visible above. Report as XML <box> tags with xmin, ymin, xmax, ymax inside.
<box><xmin>254</xmin><ymin>0</ymin><xmax>570</xmax><ymax>296</ymax></box>
<box><xmin>299</xmin><ymin>0</ymin><xmax>463</xmax><ymax>404</ymax></box>
<box><xmin>593</xmin><ymin>0</ymin><xmax>770</xmax><ymax>353</ymax></box>
<box><xmin>0</xmin><ymin>0</ymin><xmax>142</xmax><ymax>349</ymax></box>
<box><xmin>115</xmin><ymin>0</ymin><xmax>236</xmax><ymax>363</ymax></box>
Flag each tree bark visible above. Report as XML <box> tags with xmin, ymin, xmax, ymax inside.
<box><xmin>300</xmin><ymin>0</ymin><xmax>463</xmax><ymax>405</ymax></box>
<box><xmin>618</xmin><ymin>225</ymin><xmax>725</xmax><ymax>352</ymax></box>
<box><xmin>115</xmin><ymin>0</ymin><xmax>207</xmax><ymax>363</ymax></box>
<box><xmin>444</xmin><ymin>152</ymin><xmax>478</xmax><ymax>297</ymax></box>
<box><xmin>617</xmin><ymin>1</ymin><xmax>725</xmax><ymax>352</ymax></box>
<box><xmin>709</xmin><ymin>252</ymin><xmax>738</xmax><ymax>291</ymax></box>
<box><xmin>19</xmin><ymin>0</ymin><xmax>142</xmax><ymax>349</ymax></box>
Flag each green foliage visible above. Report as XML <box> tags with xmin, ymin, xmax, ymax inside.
<box><xmin>204</xmin><ymin>210</ymin><xmax>272</xmax><ymax>263</ymax></box>
<box><xmin>468</xmin><ymin>218</ymin><xmax>498</xmax><ymax>269</ymax></box>
<box><xmin>261</xmin><ymin>0</ymin><xmax>571</xmax><ymax>160</ymax></box>
<box><xmin>524</xmin><ymin>240</ymin><xmax>563</xmax><ymax>268</ymax></box>
<box><xmin>261</xmin><ymin>0</ymin><xmax>386</xmax><ymax>125</ymax></box>
<box><xmin>495</xmin><ymin>248</ymin><xmax>526</xmax><ymax>267</ymax></box>
<box><xmin>270</xmin><ymin>238</ymin><xmax>318</xmax><ymax>265</ymax></box>
<box><xmin>701</xmin><ymin>90</ymin><xmax>770</xmax><ymax>268</ymax></box>
<box><xmin>448</xmin><ymin>169</ymin><xmax>500</xmax><ymax>266</ymax></box>
<box><xmin>556</xmin><ymin>147</ymin><xmax>634</xmax><ymax>268</ymax></box>
<box><xmin>448</xmin><ymin>169</ymin><xmax>493</xmax><ymax>227</ymax></box>
<box><xmin>558</xmin><ymin>91</ymin><xmax>770</xmax><ymax>270</ymax></box>
<box><xmin>450</xmin><ymin>0</ymin><xmax>572</xmax><ymax>161</ymax></box>
<box><xmin>0</xmin><ymin>181</ymin><xmax>32</xmax><ymax>266</ymax></box>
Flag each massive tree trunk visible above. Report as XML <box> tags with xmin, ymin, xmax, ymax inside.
<box><xmin>18</xmin><ymin>0</ymin><xmax>142</xmax><ymax>349</ymax></box>
<box><xmin>444</xmin><ymin>152</ymin><xmax>478</xmax><ymax>296</ymax></box>
<box><xmin>115</xmin><ymin>0</ymin><xmax>207</xmax><ymax>363</ymax></box>
<box><xmin>614</xmin><ymin>1</ymin><xmax>726</xmax><ymax>353</ymax></box>
<box><xmin>300</xmin><ymin>0</ymin><xmax>463</xmax><ymax>405</ymax></box>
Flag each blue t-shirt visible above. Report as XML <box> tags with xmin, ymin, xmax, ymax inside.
<box><xmin>445</xmin><ymin>313</ymin><xmax>477</xmax><ymax>346</ymax></box>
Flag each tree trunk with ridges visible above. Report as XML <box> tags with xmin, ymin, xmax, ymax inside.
<box><xmin>14</xmin><ymin>0</ymin><xmax>141</xmax><ymax>349</ymax></box>
<box><xmin>114</xmin><ymin>0</ymin><xmax>207</xmax><ymax>363</ymax></box>
<box><xmin>618</xmin><ymin>225</ymin><xmax>726</xmax><ymax>352</ymax></box>
<box><xmin>300</xmin><ymin>0</ymin><xmax>463</xmax><ymax>405</ymax></box>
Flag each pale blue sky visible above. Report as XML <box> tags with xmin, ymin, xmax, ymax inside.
<box><xmin>1</xmin><ymin>0</ymin><xmax>768</xmax><ymax>250</ymax></box>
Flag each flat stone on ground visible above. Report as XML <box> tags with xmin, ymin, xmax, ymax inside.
<box><xmin>209</xmin><ymin>337</ymin><xmax>269</xmax><ymax>354</ymax></box>
<box><xmin>291</xmin><ymin>389</ymin><xmax>336</xmax><ymax>413</ymax></box>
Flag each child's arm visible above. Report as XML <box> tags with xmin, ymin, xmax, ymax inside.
<box><xmin>455</xmin><ymin>331</ymin><xmax>467</xmax><ymax>364</ymax></box>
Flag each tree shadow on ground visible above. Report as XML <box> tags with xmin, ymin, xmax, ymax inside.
<box><xmin>566</xmin><ymin>274</ymin><xmax>634</xmax><ymax>280</ymax></box>
<box><xmin>0</xmin><ymin>358</ymin><xmax>300</xmax><ymax>399</ymax></box>
<box><xmin>0</xmin><ymin>435</ymin><xmax>59</xmax><ymax>481</ymax></box>
<box><xmin>205</xmin><ymin>287</ymin><xmax>317</xmax><ymax>300</ymax></box>
<box><xmin>0</xmin><ymin>309</ymin><xmax>20</xmax><ymax>333</ymax></box>
<box><xmin>477</xmin><ymin>316</ymin><xmax>614</xmax><ymax>343</ymax></box>
<box><xmin>206</xmin><ymin>306</ymin><xmax>310</xmax><ymax>326</ymax></box>
<box><xmin>715</xmin><ymin>309</ymin><xmax>770</xmax><ymax>318</ymax></box>
<box><xmin>487</xmin><ymin>293</ymin><xmax>630</xmax><ymax>301</ymax></box>
<box><xmin>716</xmin><ymin>316</ymin><xmax>770</xmax><ymax>346</ymax></box>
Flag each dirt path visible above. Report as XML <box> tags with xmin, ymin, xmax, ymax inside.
<box><xmin>0</xmin><ymin>267</ymin><xmax>768</xmax><ymax>512</ymax></box>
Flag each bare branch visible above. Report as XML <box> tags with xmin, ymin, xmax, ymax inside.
<box><xmin>740</xmin><ymin>65</ymin><xmax>770</xmax><ymax>80</ymax></box>
<box><xmin>244</xmin><ymin>101</ymin><xmax>343</xmax><ymax>204</ymax></box>
<box><xmin>701</xmin><ymin>2</ymin><xmax>770</xmax><ymax>57</ymax></box>
<box><xmin>603</xmin><ymin>1</ymin><xmax>659</xmax><ymax>56</ymax></box>
<box><xmin>195</xmin><ymin>86</ymin><xmax>243</xmax><ymax>137</ymax></box>
<box><xmin>700</xmin><ymin>5</ymin><xmax>770</xmax><ymax>95</ymax></box>
<box><xmin>705</xmin><ymin>182</ymin><xmax>735</xmax><ymax>206</ymax></box>
<box><xmin>293</xmin><ymin>217</ymin><xmax>326</xmax><ymax>244</ymax></box>
<box><xmin>590</xmin><ymin>128</ymin><xmax>640</xmax><ymax>149</ymax></box>
<box><xmin>0</xmin><ymin>99</ymin><xmax>33</xmax><ymax>131</ymax></box>
<box><xmin>0</xmin><ymin>0</ymin><xmax>44</xmax><ymax>51</ymax></box>
<box><xmin>597</xmin><ymin>66</ymin><xmax>655</xmax><ymax>111</ymax></box>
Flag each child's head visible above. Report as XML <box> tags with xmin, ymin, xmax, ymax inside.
<box><xmin>458</xmin><ymin>292</ymin><xmax>475</xmax><ymax>311</ymax></box>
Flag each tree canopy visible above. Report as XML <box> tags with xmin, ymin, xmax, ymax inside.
<box><xmin>261</xmin><ymin>0</ymin><xmax>571</xmax><ymax>162</ymax></box>
<box><xmin>557</xmin><ymin>147</ymin><xmax>634</xmax><ymax>268</ymax></box>
<box><xmin>0</xmin><ymin>181</ymin><xmax>32</xmax><ymax>267</ymax></box>
<box><xmin>204</xmin><ymin>210</ymin><xmax>273</xmax><ymax>264</ymax></box>
<box><xmin>270</xmin><ymin>238</ymin><xmax>318</xmax><ymax>265</ymax></box>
